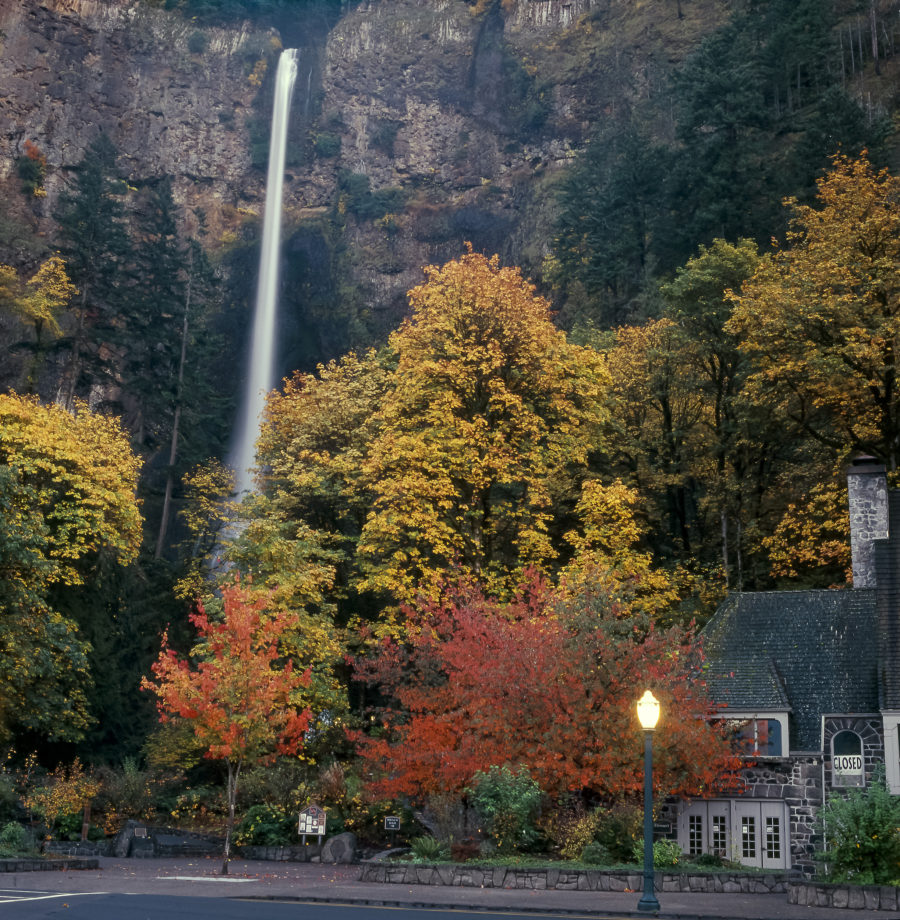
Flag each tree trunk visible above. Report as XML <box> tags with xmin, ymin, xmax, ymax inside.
<box><xmin>870</xmin><ymin>1</ymin><xmax>880</xmax><ymax>75</ymax></box>
<box><xmin>720</xmin><ymin>508</ymin><xmax>729</xmax><ymax>589</ymax></box>
<box><xmin>62</xmin><ymin>286</ymin><xmax>88</xmax><ymax>410</ymax></box>
<box><xmin>222</xmin><ymin>759</ymin><xmax>242</xmax><ymax>875</ymax></box>
<box><xmin>155</xmin><ymin>259</ymin><xmax>192</xmax><ymax>558</ymax></box>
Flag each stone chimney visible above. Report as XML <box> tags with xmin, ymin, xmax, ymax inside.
<box><xmin>847</xmin><ymin>455</ymin><xmax>889</xmax><ymax>588</ymax></box>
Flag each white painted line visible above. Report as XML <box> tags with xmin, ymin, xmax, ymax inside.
<box><xmin>0</xmin><ymin>892</ymin><xmax>105</xmax><ymax>903</ymax></box>
<box><xmin>157</xmin><ymin>876</ymin><xmax>255</xmax><ymax>883</ymax></box>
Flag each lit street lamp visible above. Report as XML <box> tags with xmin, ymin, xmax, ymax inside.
<box><xmin>636</xmin><ymin>689</ymin><xmax>660</xmax><ymax>913</ymax></box>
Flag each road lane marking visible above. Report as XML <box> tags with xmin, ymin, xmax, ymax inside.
<box><xmin>0</xmin><ymin>892</ymin><xmax>105</xmax><ymax>903</ymax></box>
<box><xmin>157</xmin><ymin>876</ymin><xmax>255</xmax><ymax>882</ymax></box>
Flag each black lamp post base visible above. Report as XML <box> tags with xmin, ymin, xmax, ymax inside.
<box><xmin>637</xmin><ymin>728</ymin><xmax>660</xmax><ymax>914</ymax></box>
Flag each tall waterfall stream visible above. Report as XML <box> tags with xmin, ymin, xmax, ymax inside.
<box><xmin>230</xmin><ymin>48</ymin><xmax>299</xmax><ymax>495</ymax></box>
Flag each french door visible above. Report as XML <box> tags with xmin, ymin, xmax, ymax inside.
<box><xmin>677</xmin><ymin>799</ymin><xmax>789</xmax><ymax>869</ymax></box>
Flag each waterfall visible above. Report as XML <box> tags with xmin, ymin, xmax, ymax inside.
<box><xmin>230</xmin><ymin>48</ymin><xmax>299</xmax><ymax>496</ymax></box>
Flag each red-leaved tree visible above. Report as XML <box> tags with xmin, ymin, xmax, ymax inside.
<box><xmin>142</xmin><ymin>578</ymin><xmax>311</xmax><ymax>873</ymax></box>
<box><xmin>352</xmin><ymin>573</ymin><xmax>741</xmax><ymax>802</ymax></box>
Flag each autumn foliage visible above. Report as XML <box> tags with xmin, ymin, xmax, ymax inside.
<box><xmin>729</xmin><ymin>152</ymin><xmax>900</xmax><ymax>467</ymax></box>
<box><xmin>352</xmin><ymin>574</ymin><xmax>741</xmax><ymax>802</ymax></box>
<box><xmin>144</xmin><ymin>580</ymin><xmax>311</xmax><ymax>762</ymax></box>
<box><xmin>357</xmin><ymin>247</ymin><xmax>610</xmax><ymax>604</ymax></box>
<box><xmin>143</xmin><ymin>578</ymin><xmax>312</xmax><ymax>869</ymax></box>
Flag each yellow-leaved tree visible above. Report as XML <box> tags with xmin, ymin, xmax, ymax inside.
<box><xmin>728</xmin><ymin>153</ymin><xmax>900</xmax><ymax>468</ymax></box>
<box><xmin>1</xmin><ymin>255</ymin><xmax>78</xmax><ymax>392</ymax></box>
<box><xmin>562</xmin><ymin>478</ymin><xmax>684</xmax><ymax>620</ymax></box>
<box><xmin>356</xmin><ymin>248</ymin><xmax>611</xmax><ymax>605</ymax></box>
<box><xmin>0</xmin><ymin>393</ymin><xmax>141</xmax><ymax>742</ymax></box>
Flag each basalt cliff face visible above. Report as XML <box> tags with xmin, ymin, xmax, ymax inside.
<box><xmin>0</xmin><ymin>0</ymin><xmax>276</xmax><ymax>243</ymax></box>
<box><xmin>0</xmin><ymin>0</ymin><xmax>709</xmax><ymax>344</ymax></box>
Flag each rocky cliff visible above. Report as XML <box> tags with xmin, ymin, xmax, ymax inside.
<box><xmin>0</xmin><ymin>0</ymin><xmax>718</xmax><ymax>352</ymax></box>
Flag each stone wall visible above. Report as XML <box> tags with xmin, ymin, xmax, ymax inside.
<box><xmin>236</xmin><ymin>844</ymin><xmax>322</xmax><ymax>862</ymax></box>
<box><xmin>359</xmin><ymin>861</ymin><xmax>792</xmax><ymax>893</ymax></box>
<box><xmin>44</xmin><ymin>840</ymin><xmax>111</xmax><ymax>857</ymax></box>
<box><xmin>823</xmin><ymin>715</ymin><xmax>885</xmax><ymax>788</ymax></box>
<box><xmin>847</xmin><ymin>458</ymin><xmax>889</xmax><ymax>589</ymax></box>
<box><xmin>0</xmin><ymin>857</ymin><xmax>99</xmax><ymax>872</ymax></box>
<box><xmin>790</xmin><ymin>881</ymin><xmax>900</xmax><ymax>911</ymax></box>
<box><xmin>739</xmin><ymin>755</ymin><xmax>823</xmax><ymax>874</ymax></box>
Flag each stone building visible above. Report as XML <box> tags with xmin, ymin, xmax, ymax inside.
<box><xmin>674</xmin><ymin>456</ymin><xmax>900</xmax><ymax>875</ymax></box>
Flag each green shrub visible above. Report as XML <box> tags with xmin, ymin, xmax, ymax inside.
<box><xmin>188</xmin><ymin>30</ymin><xmax>208</xmax><ymax>54</ymax></box>
<box><xmin>370</xmin><ymin>119</ymin><xmax>401</xmax><ymax>153</ymax></box>
<box><xmin>468</xmin><ymin>766</ymin><xmax>542</xmax><ymax>855</ymax></box>
<box><xmin>314</xmin><ymin>133</ymin><xmax>341</xmax><ymax>158</ymax></box>
<box><xmin>580</xmin><ymin>840</ymin><xmax>609</xmax><ymax>865</ymax></box>
<box><xmin>632</xmin><ymin>837</ymin><xmax>684</xmax><ymax>868</ymax></box>
<box><xmin>234</xmin><ymin>804</ymin><xmax>295</xmax><ymax>847</ymax></box>
<box><xmin>410</xmin><ymin>835</ymin><xmax>450</xmax><ymax>862</ymax></box>
<box><xmin>55</xmin><ymin>812</ymin><xmax>104</xmax><ymax>841</ymax></box>
<box><xmin>690</xmin><ymin>851</ymin><xmax>728</xmax><ymax>868</ymax></box>
<box><xmin>0</xmin><ymin>822</ymin><xmax>26</xmax><ymax>854</ymax></box>
<box><xmin>817</xmin><ymin>766</ymin><xmax>900</xmax><ymax>884</ymax></box>
<box><xmin>16</xmin><ymin>154</ymin><xmax>45</xmax><ymax>197</ymax></box>
<box><xmin>337</xmin><ymin>171</ymin><xmax>407</xmax><ymax>222</ymax></box>
<box><xmin>595</xmin><ymin>802</ymin><xmax>643</xmax><ymax>862</ymax></box>
<box><xmin>0</xmin><ymin>775</ymin><xmax>19</xmax><ymax>824</ymax></box>
<box><xmin>539</xmin><ymin>802</ymin><xmax>602</xmax><ymax>861</ymax></box>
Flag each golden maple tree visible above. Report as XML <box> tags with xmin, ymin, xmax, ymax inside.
<box><xmin>728</xmin><ymin>153</ymin><xmax>900</xmax><ymax>467</ymax></box>
<box><xmin>356</xmin><ymin>248</ymin><xmax>611</xmax><ymax>605</ymax></box>
<box><xmin>0</xmin><ymin>393</ymin><xmax>141</xmax><ymax>742</ymax></box>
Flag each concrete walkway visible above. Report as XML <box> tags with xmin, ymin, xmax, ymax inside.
<box><xmin>0</xmin><ymin>857</ymin><xmax>895</xmax><ymax>919</ymax></box>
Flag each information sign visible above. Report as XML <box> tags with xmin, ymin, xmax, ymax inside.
<box><xmin>298</xmin><ymin>804</ymin><xmax>327</xmax><ymax>843</ymax></box>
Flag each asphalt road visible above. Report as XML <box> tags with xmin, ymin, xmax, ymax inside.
<box><xmin>0</xmin><ymin>892</ymin><xmax>606</xmax><ymax>920</ymax></box>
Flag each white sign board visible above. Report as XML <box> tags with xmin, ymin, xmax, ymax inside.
<box><xmin>834</xmin><ymin>754</ymin><xmax>863</xmax><ymax>776</ymax></box>
<box><xmin>298</xmin><ymin>804</ymin><xmax>327</xmax><ymax>840</ymax></box>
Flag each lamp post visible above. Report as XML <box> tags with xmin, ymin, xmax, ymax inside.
<box><xmin>636</xmin><ymin>690</ymin><xmax>660</xmax><ymax>913</ymax></box>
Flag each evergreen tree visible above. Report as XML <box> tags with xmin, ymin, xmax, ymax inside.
<box><xmin>122</xmin><ymin>177</ymin><xmax>188</xmax><ymax>449</ymax></box>
<box><xmin>54</xmin><ymin>134</ymin><xmax>130</xmax><ymax>408</ymax></box>
<box><xmin>552</xmin><ymin>120</ymin><xmax>669</xmax><ymax>329</ymax></box>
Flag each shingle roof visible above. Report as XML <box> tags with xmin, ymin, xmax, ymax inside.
<box><xmin>703</xmin><ymin>655</ymin><xmax>790</xmax><ymax>712</ymax></box>
<box><xmin>875</xmin><ymin>493</ymin><xmax>900</xmax><ymax>711</ymax></box>
<box><xmin>701</xmin><ymin>589</ymin><xmax>879</xmax><ymax>751</ymax></box>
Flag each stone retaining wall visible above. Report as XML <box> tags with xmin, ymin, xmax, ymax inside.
<box><xmin>0</xmin><ymin>858</ymin><xmax>99</xmax><ymax>872</ymax></box>
<box><xmin>236</xmin><ymin>844</ymin><xmax>323</xmax><ymax>862</ymax></box>
<box><xmin>359</xmin><ymin>861</ymin><xmax>791</xmax><ymax>894</ymax></box>
<box><xmin>44</xmin><ymin>840</ymin><xmax>111</xmax><ymax>857</ymax></box>
<box><xmin>789</xmin><ymin>882</ymin><xmax>900</xmax><ymax>911</ymax></box>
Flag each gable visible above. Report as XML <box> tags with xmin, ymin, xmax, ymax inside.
<box><xmin>702</xmin><ymin>589</ymin><xmax>879</xmax><ymax>751</ymax></box>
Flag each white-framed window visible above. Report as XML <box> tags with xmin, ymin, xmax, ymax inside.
<box><xmin>720</xmin><ymin>712</ymin><xmax>789</xmax><ymax>757</ymax></box>
<box><xmin>882</xmin><ymin>712</ymin><xmax>900</xmax><ymax>794</ymax></box>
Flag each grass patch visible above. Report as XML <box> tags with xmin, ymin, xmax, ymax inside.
<box><xmin>386</xmin><ymin>853</ymin><xmax>787</xmax><ymax>874</ymax></box>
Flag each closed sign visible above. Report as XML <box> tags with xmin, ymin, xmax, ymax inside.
<box><xmin>834</xmin><ymin>754</ymin><xmax>863</xmax><ymax>774</ymax></box>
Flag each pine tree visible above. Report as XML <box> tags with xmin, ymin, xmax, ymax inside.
<box><xmin>54</xmin><ymin>134</ymin><xmax>130</xmax><ymax>408</ymax></box>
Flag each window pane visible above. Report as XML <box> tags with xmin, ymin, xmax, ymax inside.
<box><xmin>765</xmin><ymin>816</ymin><xmax>781</xmax><ymax>860</ymax></box>
<box><xmin>834</xmin><ymin>730</ymin><xmax>862</xmax><ymax>757</ymax></box>
<box><xmin>741</xmin><ymin>816</ymin><xmax>756</xmax><ymax>859</ymax></box>
<box><xmin>689</xmin><ymin>814</ymin><xmax>703</xmax><ymax>856</ymax></box>
<box><xmin>758</xmin><ymin>719</ymin><xmax>782</xmax><ymax>756</ymax></box>
<box><xmin>712</xmin><ymin>815</ymin><xmax>727</xmax><ymax>854</ymax></box>
<box><xmin>727</xmin><ymin>719</ymin><xmax>756</xmax><ymax>755</ymax></box>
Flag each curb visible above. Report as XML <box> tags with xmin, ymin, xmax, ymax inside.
<box><xmin>240</xmin><ymin>892</ymin><xmax>791</xmax><ymax>920</ymax></box>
